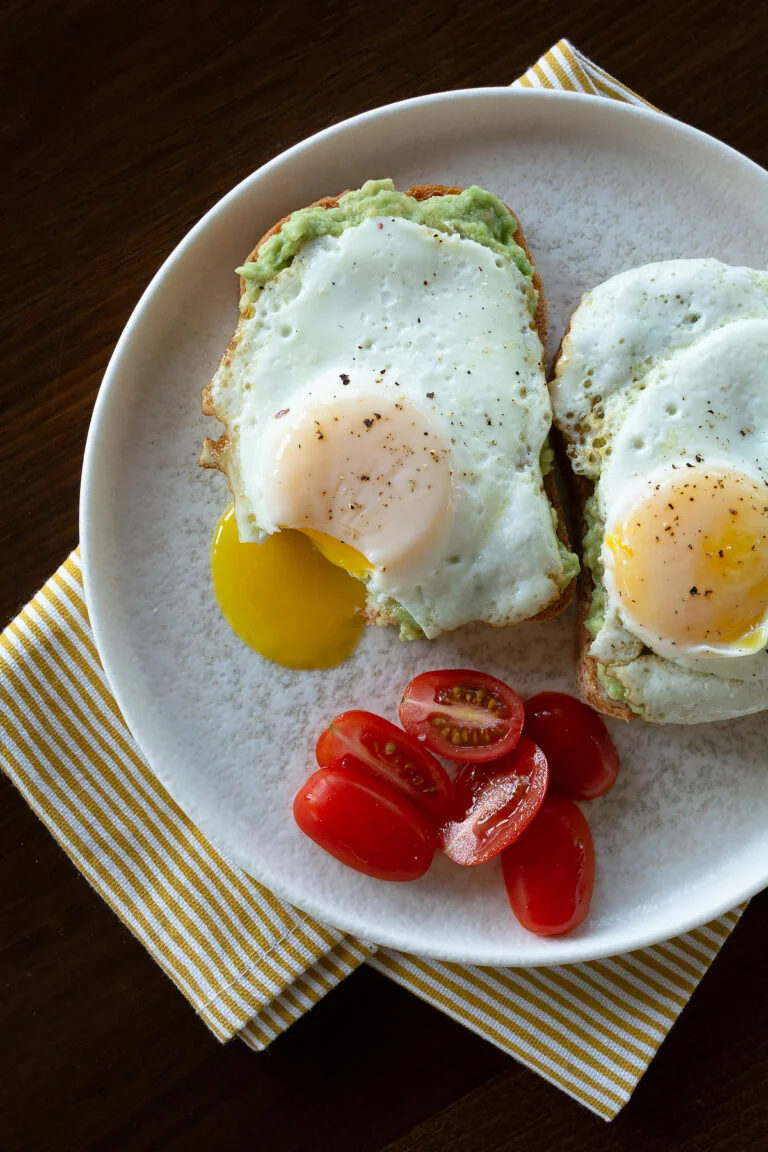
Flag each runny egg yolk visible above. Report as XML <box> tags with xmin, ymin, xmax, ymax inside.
<box><xmin>605</xmin><ymin>467</ymin><xmax>768</xmax><ymax>654</ymax></box>
<box><xmin>301</xmin><ymin>529</ymin><xmax>374</xmax><ymax>579</ymax></box>
<box><xmin>259</xmin><ymin>390</ymin><xmax>452</xmax><ymax>572</ymax></box>
<box><xmin>211</xmin><ymin>505</ymin><xmax>367</xmax><ymax>669</ymax></box>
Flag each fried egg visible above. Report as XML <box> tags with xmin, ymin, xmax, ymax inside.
<box><xmin>552</xmin><ymin>259</ymin><xmax>768</xmax><ymax>722</ymax></box>
<box><xmin>204</xmin><ymin>211</ymin><xmax>575</xmax><ymax>667</ymax></box>
<box><xmin>210</xmin><ymin>505</ymin><xmax>366</xmax><ymax>669</ymax></box>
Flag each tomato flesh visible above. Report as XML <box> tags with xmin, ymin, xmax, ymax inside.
<box><xmin>439</xmin><ymin>736</ymin><xmax>549</xmax><ymax>866</ymax></box>
<box><xmin>293</xmin><ymin>764</ymin><xmax>436</xmax><ymax>881</ymax></box>
<box><xmin>502</xmin><ymin>795</ymin><xmax>595</xmax><ymax>935</ymax></box>
<box><xmin>523</xmin><ymin>692</ymin><xmax>619</xmax><ymax>801</ymax></box>
<box><xmin>315</xmin><ymin>709</ymin><xmax>452</xmax><ymax>822</ymax></box>
<box><xmin>399</xmin><ymin>669</ymin><xmax>524</xmax><ymax>763</ymax></box>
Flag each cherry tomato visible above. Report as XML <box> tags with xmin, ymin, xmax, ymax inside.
<box><xmin>502</xmin><ymin>795</ymin><xmax>595</xmax><ymax>936</ymax></box>
<box><xmin>399</xmin><ymin>669</ymin><xmax>524</xmax><ymax>763</ymax></box>
<box><xmin>293</xmin><ymin>764</ymin><xmax>436</xmax><ymax>881</ymax></box>
<box><xmin>439</xmin><ymin>736</ymin><xmax>549</xmax><ymax>866</ymax></box>
<box><xmin>523</xmin><ymin>692</ymin><xmax>619</xmax><ymax>801</ymax></box>
<box><xmin>315</xmin><ymin>710</ymin><xmax>452</xmax><ymax>822</ymax></box>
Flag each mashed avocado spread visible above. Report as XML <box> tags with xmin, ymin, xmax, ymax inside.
<box><xmin>377</xmin><ymin>599</ymin><xmax>424</xmax><ymax>641</ymax></box>
<box><xmin>558</xmin><ymin>540</ymin><xmax>580</xmax><ymax>586</ymax></box>
<box><xmin>581</xmin><ymin>492</ymin><xmax>643</xmax><ymax>712</ymax></box>
<box><xmin>541</xmin><ymin>444</ymin><xmax>580</xmax><ymax>586</ymax></box>
<box><xmin>539</xmin><ymin>439</ymin><xmax>555</xmax><ymax>476</ymax></box>
<box><xmin>237</xmin><ymin>179</ymin><xmax>534</xmax><ymax>298</ymax></box>
<box><xmin>582</xmin><ymin>493</ymin><xmax>606</xmax><ymax>640</ymax></box>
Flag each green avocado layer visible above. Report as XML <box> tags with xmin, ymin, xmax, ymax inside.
<box><xmin>377</xmin><ymin>599</ymin><xmax>424</xmax><ymax>641</ymax></box>
<box><xmin>542</xmin><ymin>443</ymin><xmax>580</xmax><ymax>587</ymax></box>
<box><xmin>558</xmin><ymin>541</ymin><xmax>580</xmax><ymax>586</ymax></box>
<box><xmin>539</xmin><ymin>439</ymin><xmax>555</xmax><ymax>476</ymax></box>
<box><xmin>237</xmin><ymin>179</ymin><xmax>534</xmax><ymax>298</ymax></box>
<box><xmin>581</xmin><ymin>492</ymin><xmax>644</xmax><ymax>713</ymax></box>
<box><xmin>582</xmin><ymin>493</ymin><xmax>606</xmax><ymax>640</ymax></box>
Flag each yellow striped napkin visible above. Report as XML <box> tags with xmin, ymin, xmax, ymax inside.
<box><xmin>0</xmin><ymin>42</ymin><xmax>748</xmax><ymax>1121</ymax></box>
<box><xmin>514</xmin><ymin>38</ymin><xmax>661</xmax><ymax>111</ymax></box>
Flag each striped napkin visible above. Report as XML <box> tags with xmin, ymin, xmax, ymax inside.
<box><xmin>0</xmin><ymin>41</ymin><xmax>748</xmax><ymax>1121</ymax></box>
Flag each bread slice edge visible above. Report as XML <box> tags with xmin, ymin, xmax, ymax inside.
<box><xmin>551</xmin><ymin>331</ymin><xmax>637</xmax><ymax>720</ymax></box>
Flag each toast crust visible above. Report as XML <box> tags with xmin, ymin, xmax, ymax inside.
<box><xmin>200</xmin><ymin>183</ymin><xmax>573</xmax><ymax>627</ymax></box>
<box><xmin>551</xmin><ymin>339</ymin><xmax>636</xmax><ymax>720</ymax></box>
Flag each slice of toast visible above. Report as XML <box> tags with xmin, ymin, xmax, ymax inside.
<box><xmin>550</xmin><ymin>333</ymin><xmax>636</xmax><ymax>720</ymax></box>
<box><xmin>570</xmin><ymin>474</ymin><xmax>635</xmax><ymax>720</ymax></box>
<box><xmin>200</xmin><ymin>183</ymin><xmax>575</xmax><ymax>628</ymax></box>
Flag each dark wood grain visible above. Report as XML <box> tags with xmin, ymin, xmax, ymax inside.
<box><xmin>2</xmin><ymin>1</ymin><xmax>767</xmax><ymax>1148</ymax></box>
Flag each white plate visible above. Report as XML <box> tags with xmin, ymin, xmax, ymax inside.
<box><xmin>80</xmin><ymin>89</ymin><xmax>768</xmax><ymax>966</ymax></box>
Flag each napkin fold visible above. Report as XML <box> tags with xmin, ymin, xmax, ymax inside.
<box><xmin>0</xmin><ymin>41</ymin><xmax>747</xmax><ymax>1121</ymax></box>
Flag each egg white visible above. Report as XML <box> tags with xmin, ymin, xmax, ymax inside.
<box><xmin>552</xmin><ymin>259</ymin><xmax>768</xmax><ymax>477</ymax></box>
<box><xmin>552</xmin><ymin>259</ymin><xmax>768</xmax><ymax>722</ymax></box>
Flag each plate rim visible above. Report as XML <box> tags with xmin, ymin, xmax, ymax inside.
<box><xmin>80</xmin><ymin>86</ymin><xmax>768</xmax><ymax>966</ymax></box>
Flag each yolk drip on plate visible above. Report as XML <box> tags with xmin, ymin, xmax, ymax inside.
<box><xmin>211</xmin><ymin>505</ymin><xmax>367</xmax><ymax>669</ymax></box>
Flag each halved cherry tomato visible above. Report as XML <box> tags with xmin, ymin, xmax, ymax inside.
<box><xmin>439</xmin><ymin>736</ymin><xmax>549</xmax><ymax>866</ymax></box>
<box><xmin>399</xmin><ymin>669</ymin><xmax>524</xmax><ymax>763</ymax></box>
<box><xmin>315</xmin><ymin>710</ymin><xmax>452</xmax><ymax>823</ymax></box>
<box><xmin>502</xmin><ymin>795</ymin><xmax>595</xmax><ymax>936</ymax></box>
<box><xmin>523</xmin><ymin>692</ymin><xmax>619</xmax><ymax>801</ymax></box>
<box><xmin>293</xmin><ymin>763</ymin><xmax>436</xmax><ymax>881</ymax></box>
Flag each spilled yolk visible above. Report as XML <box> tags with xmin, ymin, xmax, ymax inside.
<box><xmin>301</xmin><ymin>529</ymin><xmax>374</xmax><ymax>579</ymax></box>
<box><xmin>211</xmin><ymin>505</ymin><xmax>367</xmax><ymax>669</ymax></box>
<box><xmin>605</xmin><ymin>467</ymin><xmax>768</xmax><ymax>653</ymax></box>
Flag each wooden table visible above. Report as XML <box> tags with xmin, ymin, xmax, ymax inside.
<box><xmin>2</xmin><ymin>2</ymin><xmax>767</xmax><ymax>1148</ymax></box>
